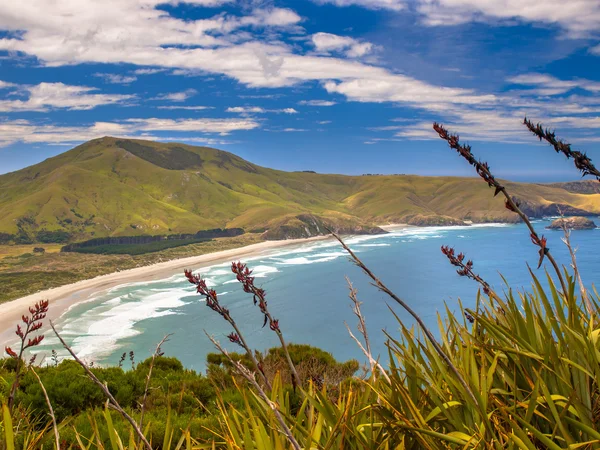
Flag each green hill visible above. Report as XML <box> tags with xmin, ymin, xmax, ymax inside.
<box><xmin>1</xmin><ymin>136</ymin><xmax>599</xmax><ymax>243</ymax></box>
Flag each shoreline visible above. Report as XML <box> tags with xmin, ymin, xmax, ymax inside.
<box><xmin>0</xmin><ymin>234</ymin><xmax>338</xmax><ymax>348</ymax></box>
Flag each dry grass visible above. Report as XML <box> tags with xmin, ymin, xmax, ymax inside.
<box><xmin>0</xmin><ymin>234</ymin><xmax>263</xmax><ymax>304</ymax></box>
<box><xmin>0</xmin><ymin>244</ymin><xmax>62</xmax><ymax>259</ymax></box>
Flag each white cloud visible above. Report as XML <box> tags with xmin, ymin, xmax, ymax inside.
<box><xmin>592</xmin><ymin>44</ymin><xmax>600</xmax><ymax>55</ymax></box>
<box><xmin>317</xmin><ymin>120</ymin><xmax>331</xmax><ymax>124</ymax></box>
<box><xmin>0</xmin><ymin>80</ymin><xmax>15</xmax><ymax>89</ymax></box>
<box><xmin>125</xmin><ymin>117</ymin><xmax>259</xmax><ymax>134</ymax></box>
<box><xmin>164</xmin><ymin>0</ymin><xmax>233</xmax><ymax>6</ymax></box>
<box><xmin>0</xmin><ymin>3</ymin><xmax>302</xmax><ymax>70</ymax></box>
<box><xmin>507</xmin><ymin>73</ymin><xmax>600</xmax><ymax>95</ymax></box>
<box><xmin>247</xmin><ymin>8</ymin><xmax>302</xmax><ymax>27</ymax></box>
<box><xmin>0</xmin><ymin>116</ymin><xmax>259</xmax><ymax>147</ymax></box>
<box><xmin>311</xmin><ymin>0</ymin><xmax>405</xmax><ymax>11</ymax></box>
<box><xmin>151</xmin><ymin>89</ymin><xmax>197</xmax><ymax>102</ymax></box>
<box><xmin>227</xmin><ymin>106</ymin><xmax>298</xmax><ymax>114</ymax></box>
<box><xmin>416</xmin><ymin>0</ymin><xmax>600</xmax><ymax>38</ymax></box>
<box><xmin>282</xmin><ymin>128</ymin><xmax>308</xmax><ymax>132</ymax></box>
<box><xmin>390</xmin><ymin>96</ymin><xmax>600</xmax><ymax>144</ymax></box>
<box><xmin>299</xmin><ymin>100</ymin><xmax>337</xmax><ymax>106</ymax></box>
<box><xmin>213</xmin><ymin>7</ymin><xmax>302</xmax><ymax>33</ymax></box>
<box><xmin>94</xmin><ymin>73</ymin><xmax>137</xmax><ymax>84</ymax></box>
<box><xmin>543</xmin><ymin>116</ymin><xmax>600</xmax><ymax>129</ymax></box>
<box><xmin>0</xmin><ymin>82</ymin><xmax>133</xmax><ymax>112</ymax></box>
<box><xmin>133</xmin><ymin>68</ymin><xmax>168</xmax><ymax>75</ymax></box>
<box><xmin>311</xmin><ymin>32</ymin><xmax>373</xmax><ymax>57</ymax></box>
<box><xmin>363</xmin><ymin>71</ymin><xmax>600</xmax><ymax>144</ymax></box>
<box><xmin>323</xmin><ymin>75</ymin><xmax>496</xmax><ymax>106</ymax></box>
<box><xmin>227</xmin><ymin>106</ymin><xmax>266</xmax><ymax>113</ymax></box>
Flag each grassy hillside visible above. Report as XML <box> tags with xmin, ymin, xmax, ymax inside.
<box><xmin>1</xmin><ymin>137</ymin><xmax>599</xmax><ymax>242</ymax></box>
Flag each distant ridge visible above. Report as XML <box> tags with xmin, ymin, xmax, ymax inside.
<box><xmin>1</xmin><ymin>136</ymin><xmax>600</xmax><ymax>243</ymax></box>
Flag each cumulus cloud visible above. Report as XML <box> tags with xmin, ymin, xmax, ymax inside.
<box><xmin>323</xmin><ymin>75</ymin><xmax>496</xmax><ymax>106</ymax></box>
<box><xmin>124</xmin><ymin>117</ymin><xmax>259</xmax><ymax>134</ymax></box>
<box><xmin>0</xmin><ymin>82</ymin><xmax>133</xmax><ymax>112</ymax></box>
<box><xmin>311</xmin><ymin>32</ymin><xmax>373</xmax><ymax>57</ymax></box>
<box><xmin>299</xmin><ymin>100</ymin><xmax>337</xmax><ymax>106</ymax></box>
<box><xmin>94</xmin><ymin>73</ymin><xmax>137</xmax><ymax>84</ymax></box>
<box><xmin>134</xmin><ymin>68</ymin><xmax>168</xmax><ymax>75</ymax></box>
<box><xmin>364</xmin><ymin>70</ymin><xmax>600</xmax><ymax>144</ymax></box>
<box><xmin>243</xmin><ymin>8</ymin><xmax>302</xmax><ymax>28</ymax></box>
<box><xmin>415</xmin><ymin>0</ymin><xmax>600</xmax><ymax>38</ymax></box>
<box><xmin>151</xmin><ymin>89</ymin><xmax>198</xmax><ymax>102</ymax></box>
<box><xmin>227</xmin><ymin>106</ymin><xmax>298</xmax><ymax>114</ymax></box>
<box><xmin>311</xmin><ymin>0</ymin><xmax>405</xmax><ymax>11</ymax></box>
<box><xmin>0</xmin><ymin>2</ymin><xmax>301</xmax><ymax>70</ymax></box>
<box><xmin>164</xmin><ymin>0</ymin><xmax>234</xmax><ymax>6</ymax></box>
<box><xmin>0</xmin><ymin>116</ymin><xmax>260</xmax><ymax>147</ymax></box>
<box><xmin>227</xmin><ymin>106</ymin><xmax>266</xmax><ymax>113</ymax></box>
<box><xmin>389</xmin><ymin>95</ymin><xmax>600</xmax><ymax>144</ymax></box>
<box><xmin>507</xmin><ymin>73</ymin><xmax>600</xmax><ymax>95</ymax></box>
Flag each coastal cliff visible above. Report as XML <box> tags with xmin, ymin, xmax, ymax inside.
<box><xmin>405</xmin><ymin>214</ymin><xmax>468</xmax><ymax>227</ymax></box>
<box><xmin>547</xmin><ymin>217</ymin><xmax>597</xmax><ymax>230</ymax></box>
<box><xmin>262</xmin><ymin>214</ymin><xmax>387</xmax><ymax>240</ymax></box>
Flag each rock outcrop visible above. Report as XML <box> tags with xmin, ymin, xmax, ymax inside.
<box><xmin>518</xmin><ymin>201</ymin><xmax>594</xmax><ymax>218</ymax></box>
<box><xmin>405</xmin><ymin>214</ymin><xmax>468</xmax><ymax>227</ymax></box>
<box><xmin>262</xmin><ymin>214</ymin><xmax>387</xmax><ymax>240</ymax></box>
<box><xmin>547</xmin><ymin>217</ymin><xmax>597</xmax><ymax>230</ymax></box>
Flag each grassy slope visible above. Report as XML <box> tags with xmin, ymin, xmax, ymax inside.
<box><xmin>1</xmin><ymin>137</ymin><xmax>599</xmax><ymax>240</ymax></box>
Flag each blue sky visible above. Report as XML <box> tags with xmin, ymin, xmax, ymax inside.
<box><xmin>0</xmin><ymin>0</ymin><xmax>599</xmax><ymax>181</ymax></box>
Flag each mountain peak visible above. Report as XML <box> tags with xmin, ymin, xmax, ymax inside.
<box><xmin>112</xmin><ymin>139</ymin><xmax>206</xmax><ymax>171</ymax></box>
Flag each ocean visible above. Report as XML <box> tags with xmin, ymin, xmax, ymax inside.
<box><xmin>37</xmin><ymin>219</ymin><xmax>600</xmax><ymax>372</ymax></box>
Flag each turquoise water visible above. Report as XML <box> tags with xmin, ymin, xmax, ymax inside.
<box><xmin>38</xmin><ymin>220</ymin><xmax>600</xmax><ymax>371</ymax></box>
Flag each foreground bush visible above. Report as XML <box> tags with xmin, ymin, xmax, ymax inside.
<box><xmin>0</xmin><ymin>346</ymin><xmax>357</xmax><ymax>448</ymax></box>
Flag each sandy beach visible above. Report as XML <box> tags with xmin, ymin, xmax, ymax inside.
<box><xmin>0</xmin><ymin>235</ymin><xmax>335</xmax><ymax>348</ymax></box>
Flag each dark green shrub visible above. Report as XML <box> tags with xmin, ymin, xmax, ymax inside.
<box><xmin>137</xmin><ymin>355</ymin><xmax>184</xmax><ymax>372</ymax></box>
<box><xmin>36</xmin><ymin>230</ymin><xmax>72</xmax><ymax>243</ymax></box>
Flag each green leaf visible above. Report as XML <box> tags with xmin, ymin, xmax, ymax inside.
<box><xmin>2</xmin><ymin>404</ymin><xmax>15</xmax><ymax>450</ymax></box>
<box><xmin>424</xmin><ymin>401</ymin><xmax>462</xmax><ymax>423</ymax></box>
